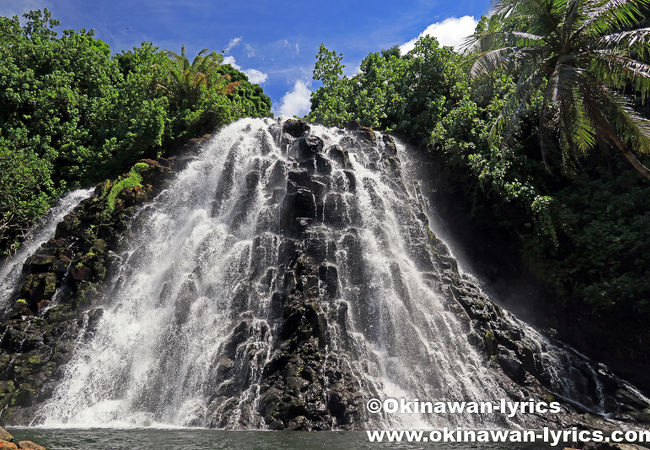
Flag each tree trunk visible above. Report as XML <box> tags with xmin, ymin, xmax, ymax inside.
<box><xmin>608</xmin><ymin>131</ymin><xmax>650</xmax><ymax>180</ymax></box>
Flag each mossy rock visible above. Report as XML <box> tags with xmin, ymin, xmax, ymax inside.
<box><xmin>484</xmin><ymin>329</ymin><xmax>497</xmax><ymax>356</ymax></box>
<box><xmin>12</xmin><ymin>387</ymin><xmax>35</xmax><ymax>407</ymax></box>
<box><xmin>27</xmin><ymin>355</ymin><xmax>42</xmax><ymax>367</ymax></box>
<box><xmin>44</xmin><ymin>304</ymin><xmax>73</xmax><ymax>323</ymax></box>
<box><xmin>104</xmin><ymin>164</ymin><xmax>145</xmax><ymax>214</ymax></box>
<box><xmin>0</xmin><ymin>381</ymin><xmax>15</xmax><ymax>398</ymax></box>
<box><xmin>92</xmin><ymin>238</ymin><xmax>108</xmax><ymax>254</ymax></box>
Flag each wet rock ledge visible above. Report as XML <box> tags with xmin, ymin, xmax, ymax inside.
<box><xmin>0</xmin><ymin>137</ymin><xmax>209</xmax><ymax>424</ymax></box>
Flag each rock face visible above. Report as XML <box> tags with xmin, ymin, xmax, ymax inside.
<box><xmin>0</xmin><ymin>137</ymin><xmax>208</xmax><ymax>424</ymax></box>
<box><xmin>0</xmin><ymin>119</ymin><xmax>648</xmax><ymax>432</ymax></box>
<box><xmin>180</xmin><ymin>119</ymin><xmax>649</xmax><ymax>430</ymax></box>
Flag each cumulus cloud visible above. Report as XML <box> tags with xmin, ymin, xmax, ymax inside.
<box><xmin>399</xmin><ymin>16</ymin><xmax>478</xmax><ymax>53</ymax></box>
<box><xmin>222</xmin><ymin>55</ymin><xmax>268</xmax><ymax>84</ymax></box>
<box><xmin>275</xmin><ymin>80</ymin><xmax>312</xmax><ymax>118</ymax></box>
<box><xmin>222</xmin><ymin>55</ymin><xmax>240</xmax><ymax>69</ymax></box>
<box><xmin>244</xmin><ymin>68</ymin><xmax>268</xmax><ymax>84</ymax></box>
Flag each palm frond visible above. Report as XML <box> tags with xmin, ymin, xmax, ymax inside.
<box><xmin>470</xmin><ymin>46</ymin><xmax>545</xmax><ymax>79</ymax></box>
<box><xmin>489</xmin><ymin>65</ymin><xmax>545</xmax><ymax>144</ymax></box>
<box><xmin>581</xmin><ymin>81</ymin><xmax>650</xmax><ymax>154</ymax></box>
<box><xmin>163</xmin><ymin>50</ymin><xmax>181</xmax><ymax>60</ymax></box>
<box><xmin>192</xmin><ymin>48</ymin><xmax>210</xmax><ymax>66</ymax></box>
<box><xmin>582</xmin><ymin>0</ymin><xmax>649</xmax><ymax>35</ymax></box>
<box><xmin>596</xmin><ymin>27</ymin><xmax>650</xmax><ymax>48</ymax></box>
<box><xmin>570</xmin><ymin>96</ymin><xmax>597</xmax><ymax>153</ymax></box>
<box><xmin>591</xmin><ymin>50</ymin><xmax>650</xmax><ymax>100</ymax></box>
<box><xmin>462</xmin><ymin>30</ymin><xmax>544</xmax><ymax>54</ymax></box>
<box><xmin>491</xmin><ymin>0</ymin><xmax>559</xmax><ymax>33</ymax></box>
<box><xmin>561</xmin><ymin>0</ymin><xmax>582</xmax><ymax>32</ymax></box>
<box><xmin>469</xmin><ymin>47</ymin><xmax>519</xmax><ymax>78</ymax></box>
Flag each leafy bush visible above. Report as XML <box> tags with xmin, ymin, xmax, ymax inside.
<box><xmin>0</xmin><ymin>9</ymin><xmax>271</xmax><ymax>257</ymax></box>
<box><xmin>307</xmin><ymin>29</ymin><xmax>650</xmax><ymax>366</ymax></box>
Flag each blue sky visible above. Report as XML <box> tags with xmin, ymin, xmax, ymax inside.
<box><xmin>1</xmin><ymin>0</ymin><xmax>490</xmax><ymax>116</ymax></box>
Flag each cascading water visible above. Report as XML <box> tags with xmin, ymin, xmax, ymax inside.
<box><xmin>32</xmin><ymin>118</ymin><xmax>648</xmax><ymax>430</ymax></box>
<box><xmin>0</xmin><ymin>188</ymin><xmax>95</xmax><ymax>309</ymax></box>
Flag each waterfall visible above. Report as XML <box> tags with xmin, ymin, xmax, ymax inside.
<box><xmin>0</xmin><ymin>188</ymin><xmax>95</xmax><ymax>309</ymax></box>
<box><xmin>32</xmin><ymin>118</ymin><xmax>647</xmax><ymax>429</ymax></box>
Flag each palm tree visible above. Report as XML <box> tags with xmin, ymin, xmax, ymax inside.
<box><xmin>161</xmin><ymin>45</ymin><xmax>238</xmax><ymax>110</ymax></box>
<box><xmin>466</xmin><ymin>0</ymin><xmax>650</xmax><ymax>179</ymax></box>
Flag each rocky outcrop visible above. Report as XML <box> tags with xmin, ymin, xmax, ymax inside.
<box><xmin>0</xmin><ymin>137</ymin><xmax>208</xmax><ymax>423</ymax></box>
<box><xmin>255</xmin><ymin>120</ymin><xmax>648</xmax><ymax>430</ymax></box>
<box><xmin>0</xmin><ymin>118</ymin><xmax>647</xmax><ymax>435</ymax></box>
<box><xmin>192</xmin><ymin>120</ymin><xmax>650</xmax><ymax>431</ymax></box>
<box><xmin>282</xmin><ymin>119</ymin><xmax>311</xmax><ymax>138</ymax></box>
<box><xmin>0</xmin><ymin>426</ymin><xmax>45</xmax><ymax>449</ymax></box>
<box><xmin>201</xmin><ymin>127</ymin><xmax>366</xmax><ymax>430</ymax></box>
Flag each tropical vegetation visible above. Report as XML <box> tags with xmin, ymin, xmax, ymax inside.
<box><xmin>307</xmin><ymin>0</ymin><xmax>650</xmax><ymax>378</ymax></box>
<box><xmin>0</xmin><ymin>9</ymin><xmax>271</xmax><ymax>256</ymax></box>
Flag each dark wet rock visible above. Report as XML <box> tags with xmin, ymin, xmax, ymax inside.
<box><xmin>212</xmin><ymin>145</ymin><xmax>238</xmax><ymax>216</ymax></box>
<box><xmin>280</xmin><ymin>187</ymin><xmax>316</xmax><ymax>236</ymax></box>
<box><xmin>326</xmin><ymin>145</ymin><xmax>351</xmax><ymax>168</ymax></box>
<box><xmin>291</xmin><ymin>136</ymin><xmax>324</xmax><ymax>162</ymax></box>
<box><xmin>382</xmin><ymin>134</ymin><xmax>398</xmax><ymax>156</ymax></box>
<box><xmin>0</xmin><ymin>156</ymin><xmax>181</xmax><ymax>424</ymax></box>
<box><xmin>341</xmin><ymin>229</ymin><xmax>364</xmax><ymax>285</ymax></box>
<box><xmin>345</xmin><ymin>121</ymin><xmax>376</xmax><ymax>143</ymax></box>
<box><xmin>497</xmin><ymin>348</ymin><xmax>526</xmax><ymax>382</ymax></box>
<box><xmin>318</xmin><ymin>264</ymin><xmax>339</xmax><ymax>299</ymax></box>
<box><xmin>1</xmin><ymin>120</ymin><xmax>648</xmax><ymax>434</ymax></box>
<box><xmin>282</xmin><ymin>119</ymin><xmax>310</xmax><ymax>138</ymax></box>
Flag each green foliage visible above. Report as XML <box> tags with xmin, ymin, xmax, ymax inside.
<box><xmin>309</xmin><ymin>37</ymin><xmax>467</xmax><ymax>142</ymax></box>
<box><xmin>465</xmin><ymin>0</ymin><xmax>650</xmax><ymax>178</ymax></box>
<box><xmin>307</xmin><ymin>9</ymin><xmax>650</xmax><ymax>341</ymax></box>
<box><xmin>0</xmin><ymin>9</ymin><xmax>271</xmax><ymax>257</ymax></box>
<box><xmin>525</xmin><ymin>165</ymin><xmax>650</xmax><ymax>314</ymax></box>
<box><xmin>104</xmin><ymin>163</ymin><xmax>145</xmax><ymax>214</ymax></box>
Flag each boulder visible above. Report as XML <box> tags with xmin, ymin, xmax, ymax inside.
<box><xmin>326</xmin><ymin>145</ymin><xmax>351</xmax><ymax>168</ymax></box>
<box><xmin>18</xmin><ymin>442</ymin><xmax>46</xmax><ymax>450</ymax></box>
<box><xmin>25</xmin><ymin>253</ymin><xmax>57</xmax><ymax>274</ymax></box>
<box><xmin>282</xmin><ymin>119</ymin><xmax>310</xmax><ymax>138</ymax></box>
<box><xmin>382</xmin><ymin>134</ymin><xmax>398</xmax><ymax>155</ymax></box>
<box><xmin>497</xmin><ymin>348</ymin><xmax>526</xmax><ymax>383</ymax></box>
<box><xmin>0</xmin><ymin>428</ymin><xmax>11</xmax><ymax>443</ymax></box>
<box><xmin>291</xmin><ymin>136</ymin><xmax>324</xmax><ymax>162</ymax></box>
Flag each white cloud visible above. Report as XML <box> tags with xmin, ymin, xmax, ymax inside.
<box><xmin>223</xmin><ymin>55</ymin><xmax>268</xmax><ymax>84</ymax></box>
<box><xmin>275</xmin><ymin>80</ymin><xmax>312</xmax><ymax>118</ymax></box>
<box><xmin>245</xmin><ymin>43</ymin><xmax>255</xmax><ymax>58</ymax></box>
<box><xmin>224</xmin><ymin>37</ymin><xmax>242</xmax><ymax>53</ymax></box>
<box><xmin>222</xmin><ymin>55</ymin><xmax>240</xmax><ymax>69</ymax></box>
<box><xmin>399</xmin><ymin>16</ymin><xmax>478</xmax><ymax>53</ymax></box>
<box><xmin>244</xmin><ymin>68</ymin><xmax>268</xmax><ymax>84</ymax></box>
